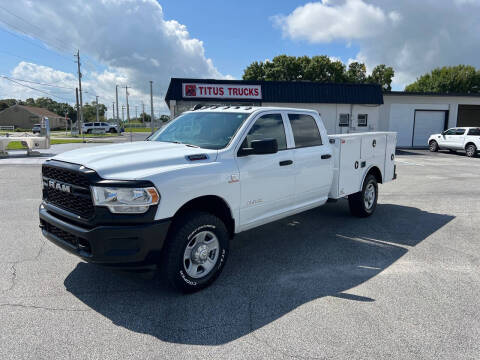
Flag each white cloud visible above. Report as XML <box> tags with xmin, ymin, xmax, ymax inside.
<box><xmin>274</xmin><ymin>0</ymin><xmax>480</xmax><ymax>89</ymax></box>
<box><xmin>273</xmin><ymin>0</ymin><xmax>400</xmax><ymax>43</ymax></box>
<box><xmin>0</xmin><ymin>0</ymin><xmax>231</xmax><ymax>112</ymax></box>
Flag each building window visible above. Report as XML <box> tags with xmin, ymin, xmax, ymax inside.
<box><xmin>358</xmin><ymin>114</ymin><xmax>368</xmax><ymax>127</ymax></box>
<box><xmin>339</xmin><ymin>114</ymin><xmax>350</xmax><ymax>127</ymax></box>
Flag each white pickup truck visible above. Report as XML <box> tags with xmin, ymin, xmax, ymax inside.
<box><xmin>428</xmin><ymin>127</ymin><xmax>480</xmax><ymax>157</ymax></box>
<box><xmin>39</xmin><ymin>106</ymin><xmax>397</xmax><ymax>292</ymax></box>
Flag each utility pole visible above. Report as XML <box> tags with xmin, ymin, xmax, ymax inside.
<box><xmin>112</xmin><ymin>102</ymin><xmax>115</xmax><ymax>121</ymax></box>
<box><xmin>135</xmin><ymin>105</ymin><xmax>138</xmax><ymax>122</ymax></box>
<box><xmin>75</xmin><ymin>87</ymin><xmax>80</xmax><ymax>135</ymax></box>
<box><xmin>95</xmin><ymin>95</ymin><xmax>99</xmax><ymax>123</ymax></box>
<box><xmin>115</xmin><ymin>85</ymin><xmax>119</xmax><ymax>125</ymax></box>
<box><xmin>75</xmin><ymin>50</ymin><xmax>84</xmax><ymax>141</ymax></box>
<box><xmin>122</xmin><ymin>105</ymin><xmax>125</xmax><ymax>122</ymax></box>
<box><xmin>124</xmin><ymin>86</ymin><xmax>132</xmax><ymax>142</ymax></box>
<box><xmin>149</xmin><ymin>81</ymin><xmax>154</xmax><ymax>133</ymax></box>
<box><xmin>142</xmin><ymin>102</ymin><xmax>145</xmax><ymax>124</ymax></box>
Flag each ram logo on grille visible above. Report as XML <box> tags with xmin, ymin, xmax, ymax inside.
<box><xmin>45</xmin><ymin>179</ymin><xmax>72</xmax><ymax>193</ymax></box>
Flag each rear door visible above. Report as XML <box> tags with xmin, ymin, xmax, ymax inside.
<box><xmin>288</xmin><ymin>112</ymin><xmax>333</xmax><ymax>206</ymax></box>
<box><xmin>236</xmin><ymin>112</ymin><xmax>295</xmax><ymax>227</ymax></box>
<box><xmin>451</xmin><ymin>128</ymin><xmax>466</xmax><ymax>149</ymax></box>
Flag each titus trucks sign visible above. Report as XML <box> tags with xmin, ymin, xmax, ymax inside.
<box><xmin>182</xmin><ymin>83</ymin><xmax>262</xmax><ymax>100</ymax></box>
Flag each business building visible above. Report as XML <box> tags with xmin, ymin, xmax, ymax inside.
<box><xmin>165</xmin><ymin>78</ymin><xmax>480</xmax><ymax>148</ymax></box>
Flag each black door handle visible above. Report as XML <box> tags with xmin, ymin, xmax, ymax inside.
<box><xmin>279</xmin><ymin>160</ymin><xmax>293</xmax><ymax>166</ymax></box>
<box><xmin>321</xmin><ymin>154</ymin><xmax>332</xmax><ymax>159</ymax></box>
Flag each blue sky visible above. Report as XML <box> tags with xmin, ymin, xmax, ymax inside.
<box><xmin>0</xmin><ymin>0</ymin><xmax>358</xmax><ymax>82</ymax></box>
<box><xmin>0</xmin><ymin>0</ymin><xmax>479</xmax><ymax>109</ymax></box>
<box><xmin>156</xmin><ymin>0</ymin><xmax>359</xmax><ymax>78</ymax></box>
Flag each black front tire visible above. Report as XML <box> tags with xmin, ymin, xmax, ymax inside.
<box><xmin>466</xmin><ymin>144</ymin><xmax>477</xmax><ymax>157</ymax></box>
<box><xmin>348</xmin><ymin>174</ymin><xmax>378</xmax><ymax>218</ymax></box>
<box><xmin>429</xmin><ymin>140</ymin><xmax>439</xmax><ymax>152</ymax></box>
<box><xmin>162</xmin><ymin>211</ymin><xmax>229</xmax><ymax>293</ymax></box>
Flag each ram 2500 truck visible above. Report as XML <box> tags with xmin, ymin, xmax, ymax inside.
<box><xmin>39</xmin><ymin>106</ymin><xmax>397</xmax><ymax>292</ymax></box>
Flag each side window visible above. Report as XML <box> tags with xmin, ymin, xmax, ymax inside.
<box><xmin>468</xmin><ymin>128</ymin><xmax>480</xmax><ymax>135</ymax></box>
<box><xmin>444</xmin><ymin>129</ymin><xmax>456</xmax><ymax>135</ymax></box>
<box><xmin>242</xmin><ymin>113</ymin><xmax>287</xmax><ymax>150</ymax></box>
<box><xmin>94</xmin><ymin>122</ymin><xmax>100</xmax><ymax>126</ymax></box>
<box><xmin>357</xmin><ymin>114</ymin><xmax>368</xmax><ymax>127</ymax></box>
<box><xmin>455</xmin><ymin>128</ymin><xmax>465</xmax><ymax>135</ymax></box>
<box><xmin>101</xmin><ymin>122</ymin><xmax>109</xmax><ymax>126</ymax></box>
<box><xmin>339</xmin><ymin>114</ymin><xmax>350</xmax><ymax>127</ymax></box>
<box><xmin>288</xmin><ymin>113</ymin><xmax>323</xmax><ymax>147</ymax></box>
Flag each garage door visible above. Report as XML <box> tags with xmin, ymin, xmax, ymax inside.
<box><xmin>412</xmin><ymin>111</ymin><xmax>447</xmax><ymax>147</ymax></box>
<box><xmin>457</xmin><ymin>105</ymin><xmax>480</xmax><ymax>127</ymax></box>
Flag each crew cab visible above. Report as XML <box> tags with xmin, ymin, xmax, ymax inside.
<box><xmin>428</xmin><ymin>127</ymin><xmax>480</xmax><ymax>157</ymax></box>
<box><xmin>82</xmin><ymin>122</ymin><xmax>120</xmax><ymax>134</ymax></box>
<box><xmin>39</xmin><ymin>106</ymin><xmax>397</xmax><ymax>292</ymax></box>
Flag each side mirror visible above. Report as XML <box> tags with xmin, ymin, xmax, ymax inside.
<box><xmin>238</xmin><ymin>138</ymin><xmax>278</xmax><ymax>156</ymax></box>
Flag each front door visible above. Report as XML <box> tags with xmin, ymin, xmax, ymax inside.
<box><xmin>236</xmin><ymin>113</ymin><xmax>295</xmax><ymax>228</ymax></box>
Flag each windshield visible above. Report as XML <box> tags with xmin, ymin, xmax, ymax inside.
<box><xmin>149</xmin><ymin>112</ymin><xmax>249</xmax><ymax>149</ymax></box>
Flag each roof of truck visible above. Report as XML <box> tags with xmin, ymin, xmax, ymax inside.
<box><xmin>186</xmin><ymin>105</ymin><xmax>319</xmax><ymax>114</ymax></box>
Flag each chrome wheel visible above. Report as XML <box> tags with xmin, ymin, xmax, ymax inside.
<box><xmin>364</xmin><ymin>182</ymin><xmax>376</xmax><ymax>210</ymax></box>
<box><xmin>183</xmin><ymin>230</ymin><xmax>219</xmax><ymax>279</ymax></box>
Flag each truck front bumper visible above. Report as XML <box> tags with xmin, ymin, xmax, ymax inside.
<box><xmin>39</xmin><ymin>204</ymin><xmax>171</xmax><ymax>269</ymax></box>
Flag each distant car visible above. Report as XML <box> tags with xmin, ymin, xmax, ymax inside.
<box><xmin>81</xmin><ymin>122</ymin><xmax>119</xmax><ymax>134</ymax></box>
<box><xmin>32</xmin><ymin>124</ymin><xmax>41</xmax><ymax>134</ymax></box>
<box><xmin>428</xmin><ymin>127</ymin><xmax>480</xmax><ymax>157</ymax></box>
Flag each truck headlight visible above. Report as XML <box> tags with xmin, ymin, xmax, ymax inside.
<box><xmin>91</xmin><ymin>186</ymin><xmax>159</xmax><ymax>214</ymax></box>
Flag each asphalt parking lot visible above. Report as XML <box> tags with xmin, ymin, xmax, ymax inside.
<box><xmin>0</xmin><ymin>149</ymin><xmax>479</xmax><ymax>359</ymax></box>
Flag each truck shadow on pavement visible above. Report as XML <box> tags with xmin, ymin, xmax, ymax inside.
<box><xmin>64</xmin><ymin>201</ymin><xmax>454</xmax><ymax>345</ymax></box>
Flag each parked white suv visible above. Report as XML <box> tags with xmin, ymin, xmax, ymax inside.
<box><xmin>428</xmin><ymin>127</ymin><xmax>480</xmax><ymax>157</ymax></box>
<box><xmin>40</xmin><ymin>106</ymin><xmax>397</xmax><ymax>292</ymax></box>
<box><xmin>82</xmin><ymin>122</ymin><xmax>119</xmax><ymax>134</ymax></box>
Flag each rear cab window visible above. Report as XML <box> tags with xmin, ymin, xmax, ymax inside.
<box><xmin>288</xmin><ymin>113</ymin><xmax>323</xmax><ymax>148</ymax></box>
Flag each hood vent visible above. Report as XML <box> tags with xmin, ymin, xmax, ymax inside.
<box><xmin>186</xmin><ymin>154</ymin><xmax>209</xmax><ymax>161</ymax></box>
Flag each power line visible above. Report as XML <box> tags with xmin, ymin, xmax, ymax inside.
<box><xmin>0</xmin><ymin>25</ymin><xmax>74</xmax><ymax>64</ymax></box>
<box><xmin>0</xmin><ymin>75</ymin><xmax>72</xmax><ymax>102</ymax></box>
<box><xmin>1</xmin><ymin>76</ymin><xmax>75</xmax><ymax>90</ymax></box>
<box><xmin>0</xmin><ymin>5</ymin><xmax>76</xmax><ymax>54</ymax></box>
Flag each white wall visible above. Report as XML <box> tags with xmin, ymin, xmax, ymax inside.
<box><xmin>383</xmin><ymin>94</ymin><xmax>480</xmax><ymax>147</ymax></box>
<box><xmin>262</xmin><ymin>102</ymin><xmax>381</xmax><ymax>135</ymax></box>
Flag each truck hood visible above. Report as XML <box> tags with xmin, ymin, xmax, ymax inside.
<box><xmin>53</xmin><ymin>141</ymin><xmax>218</xmax><ymax>180</ymax></box>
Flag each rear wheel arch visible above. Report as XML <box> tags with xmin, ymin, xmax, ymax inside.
<box><xmin>363</xmin><ymin>166</ymin><xmax>382</xmax><ymax>187</ymax></box>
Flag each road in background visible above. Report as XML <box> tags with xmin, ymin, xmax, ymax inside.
<box><xmin>0</xmin><ymin>150</ymin><xmax>479</xmax><ymax>359</ymax></box>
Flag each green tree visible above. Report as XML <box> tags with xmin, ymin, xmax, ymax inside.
<box><xmin>82</xmin><ymin>102</ymin><xmax>107</xmax><ymax>122</ymax></box>
<box><xmin>347</xmin><ymin>62</ymin><xmax>367</xmax><ymax>83</ymax></box>
<box><xmin>241</xmin><ymin>55</ymin><xmax>392</xmax><ymax>88</ymax></box>
<box><xmin>405</xmin><ymin>65</ymin><xmax>480</xmax><ymax>93</ymax></box>
<box><xmin>243</xmin><ymin>61</ymin><xmax>266</xmax><ymax>81</ymax></box>
<box><xmin>368</xmin><ymin>64</ymin><xmax>395</xmax><ymax>91</ymax></box>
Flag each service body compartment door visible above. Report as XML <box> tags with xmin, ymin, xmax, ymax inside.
<box><xmin>330</xmin><ymin>136</ymin><xmax>362</xmax><ymax>198</ymax></box>
<box><xmin>384</xmin><ymin>133</ymin><xmax>397</xmax><ymax>181</ymax></box>
<box><xmin>361</xmin><ymin>134</ymin><xmax>386</xmax><ymax>180</ymax></box>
